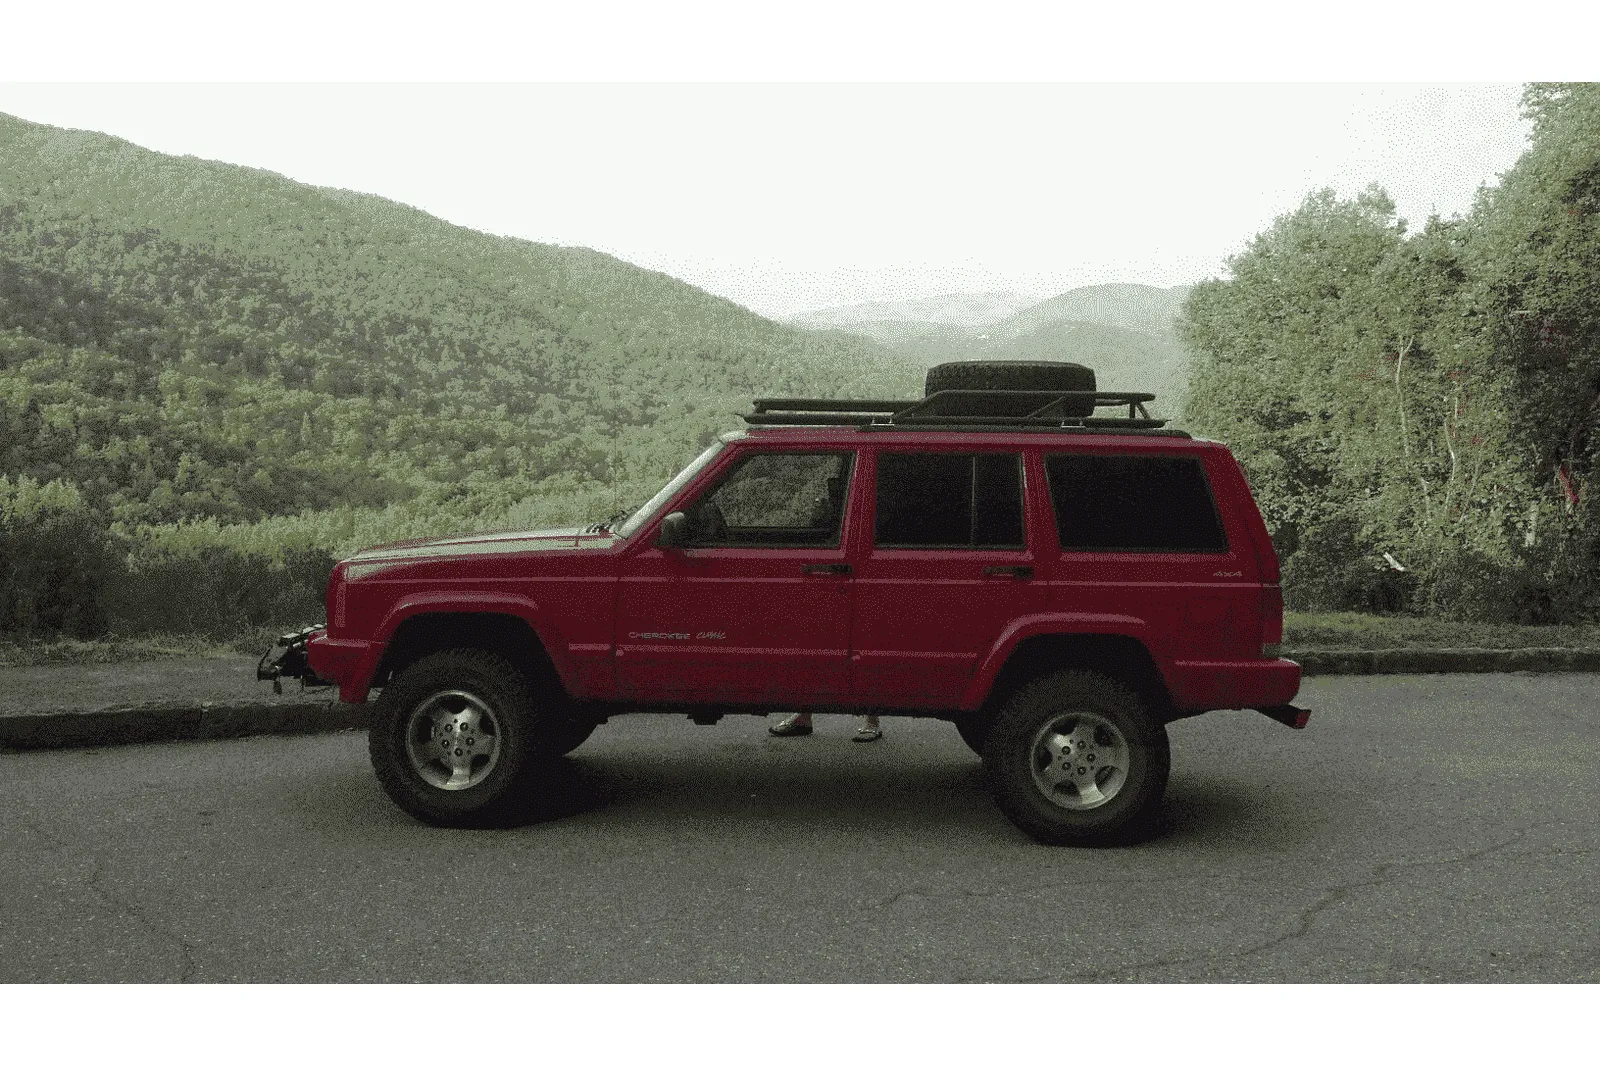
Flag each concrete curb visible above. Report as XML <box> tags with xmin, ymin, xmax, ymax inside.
<box><xmin>0</xmin><ymin>698</ymin><xmax>372</xmax><ymax>752</ymax></box>
<box><xmin>1295</xmin><ymin>647</ymin><xmax>1600</xmax><ymax>676</ymax></box>
<box><xmin>3</xmin><ymin>648</ymin><xmax>1598</xmax><ymax>753</ymax></box>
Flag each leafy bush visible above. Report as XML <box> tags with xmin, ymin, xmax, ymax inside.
<box><xmin>0</xmin><ymin>475</ymin><xmax>119</xmax><ymax>638</ymax></box>
<box><xmin>109</xmin><ymin>541</ymin><xmax>335</xmax><ymax>640</ymax></box>
<box><xmin>1280</xmin><ymin>516</ymin><xmax>1417</xmax><ymax>615</ymax></box>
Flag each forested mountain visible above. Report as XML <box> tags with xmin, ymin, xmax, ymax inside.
<box><xmin>0</xmin><ymin>111</ymin><xmax>921</xmax><ymax>539</ymax></box>
<box><xmin>0</xmin><ymin>111</ymin><xmax>928</xmax><ymax>638</ymax></box>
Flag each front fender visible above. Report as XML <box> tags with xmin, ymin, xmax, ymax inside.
<box><xmin>345</xmin><ymin>591</ymin><xmax>571</xmax><ymax>701</ymax></box>
<box><xmin>959</xmin><ymin>612</ymin><xmax>1162</xmax><ymax>711</ymax></box>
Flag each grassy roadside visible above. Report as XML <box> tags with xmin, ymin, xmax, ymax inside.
<box><xmin>0</xmin><ymin>628</ymin><xmax>278</xmax><ymax>668</ymax></box>
<box><xmin>5</xmin><ymin>612</ymin><xmax>1600</xmax><ymax>669</ymax></box>
<box><xmin>1284</xmin><ymin>612</ymin><xmax>1600</xmax><ymax>651</ymax></box>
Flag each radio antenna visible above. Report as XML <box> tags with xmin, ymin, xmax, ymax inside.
<box><xmin>609</xmin><ymin>335</ymin><xmax>619</xmax><ymax>517</ymax></box>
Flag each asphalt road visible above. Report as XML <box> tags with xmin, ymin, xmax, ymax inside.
<box><xmin>3</xmin><ymin>673</ymin><xmax>1596</xmax><ymax>983</ymax></box>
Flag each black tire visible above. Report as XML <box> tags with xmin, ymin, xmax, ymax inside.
<box><xmin>982</xmin><ymin>670</ymin><xmax>1169</xmax><ymax>846</ymax></box>
<box><xmin>368</xmin><ymin>649</ymin><xmax>549</xmax><ymax>827</ymax></box>
<box><xmin>925</xmin><ymin>360</ymin><xmax>1097</xmax><ymax>416</ymax></box>
<box><xmin>953</xmin><ymin>713</ymin><xmax>992</xmax><ymax>757</ymax></box>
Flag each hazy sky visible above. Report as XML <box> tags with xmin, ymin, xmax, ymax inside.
<box><xmin>0</xmin><ymin>83</ymin><xmax>1533</xmax><ymax>318</ymax></box>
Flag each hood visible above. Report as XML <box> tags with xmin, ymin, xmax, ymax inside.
<box><xmin>348</xmin><ymin>526</ymin><xmax>617</xmax><ymax>564</ymax></box>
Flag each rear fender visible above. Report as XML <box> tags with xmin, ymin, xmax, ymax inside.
<box><xmin>961</xmin><ymin>613</ymin><xmax>1166</xmax><ymax>712</ymax></box>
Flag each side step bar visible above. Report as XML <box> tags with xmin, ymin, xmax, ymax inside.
<box><xmin>1255</xmin><ymin>704</ymin><xmax>1312</xmax><ymax>729</ymax></box>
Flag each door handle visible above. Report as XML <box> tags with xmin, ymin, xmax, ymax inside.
<box><xmin>983</xmin><ymin>565</ymin><xmax>1034</xmax><ymax>579</ymax></box>
<box><xmin>802</xmin><ymin>563</ymin><xmax>852</xmax><ymax>576</ymax></box>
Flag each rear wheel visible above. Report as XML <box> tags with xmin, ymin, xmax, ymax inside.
<box><xmin>983</xmin><ymin>670</ymin><xmax>1169</xmax><ymax>845</ymax></box>
<box><xmin>953</xmin><ymin>714</ymin><xmax>992</xmax><ymax>757</ymax></box>
<box><xmin>368</xmin><ymin>649</ymin><xmax>548</xmax><ymax>827</ymax></box>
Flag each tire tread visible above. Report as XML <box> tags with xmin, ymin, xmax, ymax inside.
<box><xmin>368</xmin><ymin>648</ymin><xmax>541</xmax><ymax>827</ymax></box>
<box><xmin>983</xmin><ymin>669</ymin><xmax>1169</xmax><ymax>846</ymax></box>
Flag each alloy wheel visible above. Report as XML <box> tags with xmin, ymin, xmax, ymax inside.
<box><xmin>404</xmin><ymin>689</ymin><xmax>503</xmax><ymax>791</ymax></box>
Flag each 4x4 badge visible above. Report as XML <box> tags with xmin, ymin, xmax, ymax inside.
<box><xmin>1213</xmin><ymin>570</ymin><xmax>1243</xmax><ymax>577</ymax></box>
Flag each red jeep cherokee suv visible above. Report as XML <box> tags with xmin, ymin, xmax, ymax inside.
<box><xmin>262</xmin><ymin>361</ymin><xmax>1306</xmax><ymax>845</ymax></box>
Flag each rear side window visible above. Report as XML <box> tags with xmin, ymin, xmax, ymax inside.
<box><xmin>1045</xmin><ymin>453</ymin><xmax>1227</xmax><ymax>553</ymax></box>
<box><xmin>875</xmin><ymin>452</ymin><xmax>1024</xmax><ymax>549</ymax></box>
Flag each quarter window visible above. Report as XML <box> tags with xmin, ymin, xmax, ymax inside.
<box><xmin>1045</xmin><ymin>453</ymin><xmax>1227</xmax><ymax>553</ymax></box>
<box><xmin>874</xmin><ymin>452</ymin><xmax>1025</xmax><ymax>550</ymax></box>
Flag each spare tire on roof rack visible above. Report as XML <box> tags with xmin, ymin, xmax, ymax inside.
<box><xmin>924</xmin><ymin>360</ymin><xmax>1098</xmax><ymax>418</ymax></box>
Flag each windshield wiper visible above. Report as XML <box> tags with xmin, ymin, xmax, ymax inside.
<box><xmin>584</xmin><ymin>508</ymin><xmax>632</xmax><ymax>534</ymax></box>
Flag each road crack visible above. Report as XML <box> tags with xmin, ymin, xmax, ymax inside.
<box><xmin>875</xmin><ymin>868</ymin><xmax>1250</xmax><ymax>910</ymax></box>
<box><xmin>1052</xmin><ymin>819</ymin><xmax>1565</xmax><ymax>982</ymax></box>
<box><xmin>26</xmin><ymin>819</ymin><xmax>200</xmax><ymax>983</ymax></box>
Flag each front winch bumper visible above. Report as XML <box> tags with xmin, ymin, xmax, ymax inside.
<box><xmin>257</xmin><ymin>624</ymin><xmax>333</xmax><ymax>694</ymax></box>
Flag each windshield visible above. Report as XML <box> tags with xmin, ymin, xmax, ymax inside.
<box><xmin>615</xmin><ymin>441</ymin><xmax>726</xmax><ymax>539</ymax></box>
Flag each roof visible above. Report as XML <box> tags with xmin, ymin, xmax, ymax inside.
<box><xmin>735</xmin><ymin>424</ymin><xmax>1212</xmax><ymax>449</ymax></box>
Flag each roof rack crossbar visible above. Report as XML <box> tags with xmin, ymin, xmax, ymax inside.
<box><xmin>856</xmin><ymin>423</ymin><xmax>1190</xmax><ymax>437</ymax></box>
<box><xmin>891</xmin><ymin>389</ymin><xmax>1157</xmax><ymax>422</ymax></box>
<box><xmin>895</xmin><ymin>415</ymin><xmax>1169</xmax><ymax>429</ymax></box>
<box><xmin>751</xmin><ymin>398</ymin><xmax>920</xmax><ymax>414</ymax></box>
<box><xmin>741</xmin><ymin>387</ymin><xmax>1174</xmax><ymax>433</ymax></box>
<box><xmin>744</xmin><ymin>413</ymin><xmax>883</xmax><ymax>426</ymax></box>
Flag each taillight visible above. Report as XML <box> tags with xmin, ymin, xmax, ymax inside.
<box><xmin>1260</xmin><ymin>585</ymin><xmax>1283</xmax><ymax>659</ymax></box>
<box><xmin>334</xmin><ymin>579</ymin><xmax>348</xmax><ymax>630</ymax></box>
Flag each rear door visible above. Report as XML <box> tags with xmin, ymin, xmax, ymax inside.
<box><xmin>615</xmin><ymin>446</ymin><xmax>859</xmax><ymax>705</ymax></box>
<box><xmin>850</xmin><ymin>446</ymin><xmax>1046</xmax><ymax>708</ymax></box>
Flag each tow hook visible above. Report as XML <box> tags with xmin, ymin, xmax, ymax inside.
<box><xmin>1255</xmin><ymin>704</ymin><xmax>1312</xmax><ymax>729</ymax></box>
<box><xmin>257</xmin><ymin>624</ymin><xmax>332</xmax><ymax>693</ymax></box>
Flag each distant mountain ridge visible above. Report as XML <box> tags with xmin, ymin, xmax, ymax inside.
<box><xmin>788</xmin><ymin>292</ymin><xmax>1036</xmax><ymax>331</ymax></box>
<box><xmin>997</xmin><ymin>283</ymin><xmax>1192</xmax><ymax>340</ymax></box>
<box><xmin>788</xmin><ymin>282</ymin><xmax>1196</xmax><ymax>419</ymax></box>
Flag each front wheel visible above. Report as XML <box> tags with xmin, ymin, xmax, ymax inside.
<box><xmin>983</xmin><ymin>670</ymin><xmax>1169</xmax><ymax>846</ymax></box>
<box><xmin>368</xmin><ymin>649</ymin><xmax>547</xmax><ymax>827</ymax></box>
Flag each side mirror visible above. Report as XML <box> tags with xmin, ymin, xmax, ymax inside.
<box><xmin>657</xmin><ymin>511</ymin><xmax>689</xmax><ymax>549</ymax></box>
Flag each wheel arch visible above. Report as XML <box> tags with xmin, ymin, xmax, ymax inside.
<box><xmin>967</xmin><ymin>628</ymin><xmax>1175</xmax><ymax>724</ymax></box>
<box><xmin>371</xmin><ymin>609</ymin><xmax>568</xmax><ymax>700</ymax></box>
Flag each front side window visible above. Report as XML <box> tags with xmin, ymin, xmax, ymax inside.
<box><xmin>1045</xmin><ymin>453</ymin><xmax>1227</xmax><ymax>553</ymax></box>
<box><xmin>682</xmin><ymin>451</ymin><xmax>854</xmax><ymax>547</ymax></box>
<box><xmin>874</xmin><ymin>452</ymin><xmax>1025</xmax><ymax>550</ymax></box>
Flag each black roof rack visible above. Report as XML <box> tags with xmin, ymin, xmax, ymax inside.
<box><xmin>745</xmin><ymin>389</ymin><xmax>1189</xmax><ymax>437</ymax></box>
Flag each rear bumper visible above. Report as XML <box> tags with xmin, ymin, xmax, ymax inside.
<box><xmin>1166</xmin><ymin>657</ymin><xmax>1302</xmax><ymax>713</ymax></box>
<box><xmin>305</xmin><ymin>633</ymin><xmax>379</xmax><ymax>704</ymax></box>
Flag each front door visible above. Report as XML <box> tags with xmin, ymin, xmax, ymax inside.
<box><xmin>616</xmin><ymin>448</ymin><xmax>858</xmax><ymax>705</ymax></box>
